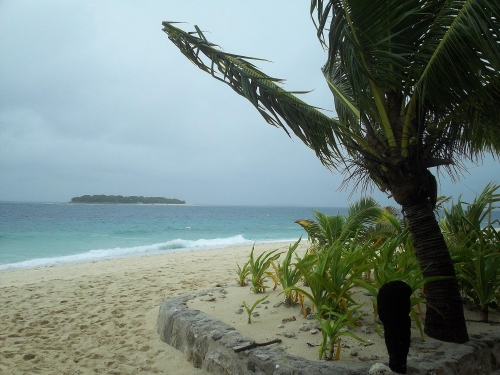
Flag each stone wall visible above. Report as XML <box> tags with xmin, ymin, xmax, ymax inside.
<box><xmin>157</xmin><ymin>289</ymin><xmax>500</xmax><ymax>375</ymax></box>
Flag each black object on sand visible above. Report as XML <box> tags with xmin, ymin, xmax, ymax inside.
<box><xmin>378</xmin><ymin>280</ymin><xmax>412</xmax><ymax>374</ymax></box>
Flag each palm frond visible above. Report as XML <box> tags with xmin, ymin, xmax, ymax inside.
<box><xmin>310</xmin><ymin>0</ymin><xmax>500</xmax><ymax>164</ymax></box>
<box><xmin>163</xmin><ymin>22</ymin><xmax>352</xmax><ymax>168</ymax></box>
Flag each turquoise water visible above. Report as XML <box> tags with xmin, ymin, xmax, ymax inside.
<box><xmin>1</xmin><ymin>203</ymin><xmax>498</xmax><ymax>270</ymax></box>
<box><xmin>0</xmin><ymin>203</ymin><xmax>348</xmax><ymax>269</ymax></box>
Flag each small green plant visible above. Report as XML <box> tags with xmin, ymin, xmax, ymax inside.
<box><xmin>317</xmin><ymin>305</ymin><xmax>367</xmax><ymax>360</ymax></box>
<box><xmin>295</xmin><ymin>197</ymin><xmax>386</xmax><ymax>247</ymax></box>
<box><xmin>271</xmin><ymin>238</ymin><xmax>303</xmax><ymax>306</ymax></box>
<box><xmin>248</xmin><ymin>245</ymin><xmax>281</xmax><ymax>293</ymax></box>
<box><xmin>287</xmin><ymin>239</ymin><xmax>368</xmax><ymax>318</ymax></box>
<box><xmin>236</xmin><ymin>261</ymin><xmax>251</xmax><ymax>286</ymax></box>
<box><xmin>242</xmin><ymin>294</ymin><xmax>269</xmax><ymax>324</ymax></box>
<box><xmin>456</xmin><ymin>234</ymin><xmax>500</xmax><ymax>322</ymax></box>
<box><xmin>354</xmin><ymin>233</ymin><xmax>443</xmax><ymax>340</ymax></box>
<box><xmin>440</xmin><ymin>183</ymin><xmax>500</xmax><ymax>322</ymax></box>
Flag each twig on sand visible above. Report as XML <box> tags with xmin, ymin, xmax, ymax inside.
<box><xmin>233</xmin><ymin>339</ymin><xmax>282</xmax><ymax>352</ymax></box>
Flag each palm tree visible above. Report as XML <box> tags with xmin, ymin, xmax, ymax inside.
<box><xmin>162</xmin><ymin>1</ymin><xmax>500</xmax><ymax>343</ymax></box>
<box><xmin>295</xmin><ymin>196</ymin><xmax>392</xmax><ymax>247</ymax></box>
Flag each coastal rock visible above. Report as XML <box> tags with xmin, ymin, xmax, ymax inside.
<box><xmin>211</xmin><ymin>332</ymin><xmax>223</xmax><ymax>341</ymax></box>
<box><xmin>414</xmin><ymin>341</ymin><xmax>442</xmax><ymax>352</ymax></box>
<box><xmin>369</xmin><ymin>363</ymin><xmax>394</xmax><ymax>375</ymax></box>
<box><xmin>298</xmin><ymin>323</ymin><xmax>311</xmax><ymax>332</ymax></box>
<box><xmin>255</xmin><ymin>354</ymin><xmax>270</xmax><ymax>361</ymax></box>
<box><xmin>361</xmin><ymin>325</ymin><xmax>372</xmax><ymax>334</ymax></box>
<box><xmin>282</xmin><ymin>330</ymin><xmax>295</xmax><ymax>338</ymax></box>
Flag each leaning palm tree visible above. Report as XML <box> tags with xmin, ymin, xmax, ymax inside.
<box><xmin>162</xmin><ymin>1</ymin><xmax>500</xmax><ymax>343</ymax></box>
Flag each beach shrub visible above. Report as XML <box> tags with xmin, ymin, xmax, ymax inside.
<box><xmin>451</xmin><ymin>228</ymin><xmax>500</xmax><ymax>322</ymax></box>
<box><xmin>270</xmin><ymin>238</ymin><xmax>303</xmax><ymax>306</ymax></box>
<box><xmin>295</xmin><ymin>197</ymin><xmax>386</xmax><ymax>248</ymax></box>
<box><xmin>236</xmin><ymin>261</ymin><xmax>251</xmax><ymax>286</ymax></box>
<box><xmin>317</xmin><ymin>305</ymin><xmax>367</xmax><ymax>360</ymax></box>
<box><xmin>439</xmin><ymin>182</ymin><xmax>499</xmax><ymax>244</ymax></box>
<box><xmin>440</xmin><ymin>182</ymin><xmax>500</xmax><ymax>322</ymax></box>
<box><xmin>248</xmin><ymin>245</ymin><xmax>281</xmax><ymax>293</ymax></box>
<box><xmin>242</xmin><ymin>294</ymin><xmax>269</xmax><ymax>324</ymax></box>
<box><xmin>353</xmin><ymin>232</ymin><xmax>443</xmax><ymax>340</ymax></box>
<box><xmin>286</xmin><ymin>238</ymin><xmax>369</xmax><ymax>318</ymax></box>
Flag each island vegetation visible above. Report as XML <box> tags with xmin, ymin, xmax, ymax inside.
<box><xmin>70</xmin><ymin>195</ymin><xmax>185</xmax><ymax>204</ymax></box>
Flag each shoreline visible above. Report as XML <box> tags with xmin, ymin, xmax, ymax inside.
<box><xmin>2</xmin><ymin>242</ymin><xmax>299</xmax><ymax>374</ymax></box>
<box><xmin>0</xmin><ymin>238</ymin><xmax>299</xmax><ymax>272</ymax></box>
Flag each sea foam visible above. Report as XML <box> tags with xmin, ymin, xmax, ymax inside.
<box><xmin>0</xmin><ymin>234</ymin><xmax>272</xmax><ymax>270</ymax></box>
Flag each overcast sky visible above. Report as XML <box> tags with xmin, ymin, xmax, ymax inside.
<box><xmin>0</xmin><ymin>1</ymin><xmax>497</xmax><ymax>206</ymax></box>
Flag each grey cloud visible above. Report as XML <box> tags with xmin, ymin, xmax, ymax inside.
<box><xmin>0</xmin><ymin>1</ymin><xmax>497</xmax><ymax>206</ymax></box>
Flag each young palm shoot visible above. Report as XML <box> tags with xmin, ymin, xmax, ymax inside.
<box><xmin>248</xmin><ymin>245</ymin><xmax>282</xmax><ymax>293</ymax></box>
<box><xmin>236</xmin><ymin>261</ymin><xmax>251</xmax><ymax>286</ymax></box>
<box><xmin>242</xmin><ymin>294</ymin><xmax>269</xmax><ymax>324</ymax></box>
<box><xmin>271</xmin><ymin>238</ymin><xmax>302</xmax><ymax>306</ymax></box>
<box><xmin>317</xmin><ymin>305</ymin><xmax>367</xmax><ymax>360</ymax></box>
<box><xmin>353</xmin><ymin>233</ymin><xmax>444</xmax><ymax>340</ymax></box>
<box><xmin>458</xmin><ymin>246</ymin><xmax>500</xmax><ymax>322</ymax></box>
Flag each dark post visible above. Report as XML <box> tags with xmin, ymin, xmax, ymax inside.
<box><xmin>377</xmin><ymin>280</ymin><xmax>412</xmax><ymax>374</ymax></box>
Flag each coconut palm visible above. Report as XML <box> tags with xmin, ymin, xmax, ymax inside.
<box><xmin>440</xmin><ymin>183</ymin><xmax>500</xmax><ymax>322</ymax></box>
<box><xmin>295</xmin><ymin>196</ymin><xmax>403</xmax><ymax>248</ymax></box>
<box><xmin>296</xmin><ymin>196</ymin><xmax>383</xmax><ymax>246</ymax></box>
<box><xmin>162</xmin><ymin>1</ymin><xmax>500</xmax><ymax>343</ymax></box>
<box><xmin>440</xmin><ymin>182</ymin><xmax>500</xmax><ymax>246</ymax></box>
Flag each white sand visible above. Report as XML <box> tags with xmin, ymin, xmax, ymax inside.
<box><xmin>1</xmin><ymin>241</ymin><xmax>498</xmax><ymax>374</ymax></box>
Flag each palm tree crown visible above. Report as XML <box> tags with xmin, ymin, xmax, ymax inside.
<box><xmin>311</xmin><ymin>0</ymin><xmax>500</xmax><ymax>202</ymax></box>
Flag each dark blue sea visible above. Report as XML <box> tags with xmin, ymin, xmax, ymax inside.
<box><xmin>0</xmin><ymin>203</ymin><xmax>348</xmax><ymax>270</ymax></box>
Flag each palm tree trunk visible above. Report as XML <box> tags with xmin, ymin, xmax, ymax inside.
<box><xmin>403</xmin><ymin>199</ymin><xmax>469</xmax><ymax>343</ymax></box>
<box><xmin>480</xmin><ymin>305</ymin><xmax>489</xmax><ymax>323</ymax></box>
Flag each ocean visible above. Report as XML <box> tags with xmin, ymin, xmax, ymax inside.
<box><xmin>0</xmin><ymin>203</ymin><xmax>348</xmax><ymax>270</ymax></box>
<box><xmin>1</xmin><ymin>203</ymin><xmax>498</xmax><ymax>271</ymax></box>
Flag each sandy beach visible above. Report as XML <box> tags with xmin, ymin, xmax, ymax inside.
<box><xmin>0</xmin><ymin>242</ymin><xmax>302</xmax><ymax>374</ymax></box>
<box><xmin>1</xmin><ymin>241</ymin><xmax>499</xmax><ymax>374</ymax></box>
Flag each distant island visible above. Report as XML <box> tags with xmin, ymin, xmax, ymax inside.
<box><xmin>70</xmin><ymin>195</ymin><xmax>186</xmax><ymax>204</ymax></box>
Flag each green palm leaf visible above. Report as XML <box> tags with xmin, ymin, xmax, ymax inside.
<box><xmin>163</xmin><ymin>22</ymin><xmax>351</xmax><ymax>168</ymax></box>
